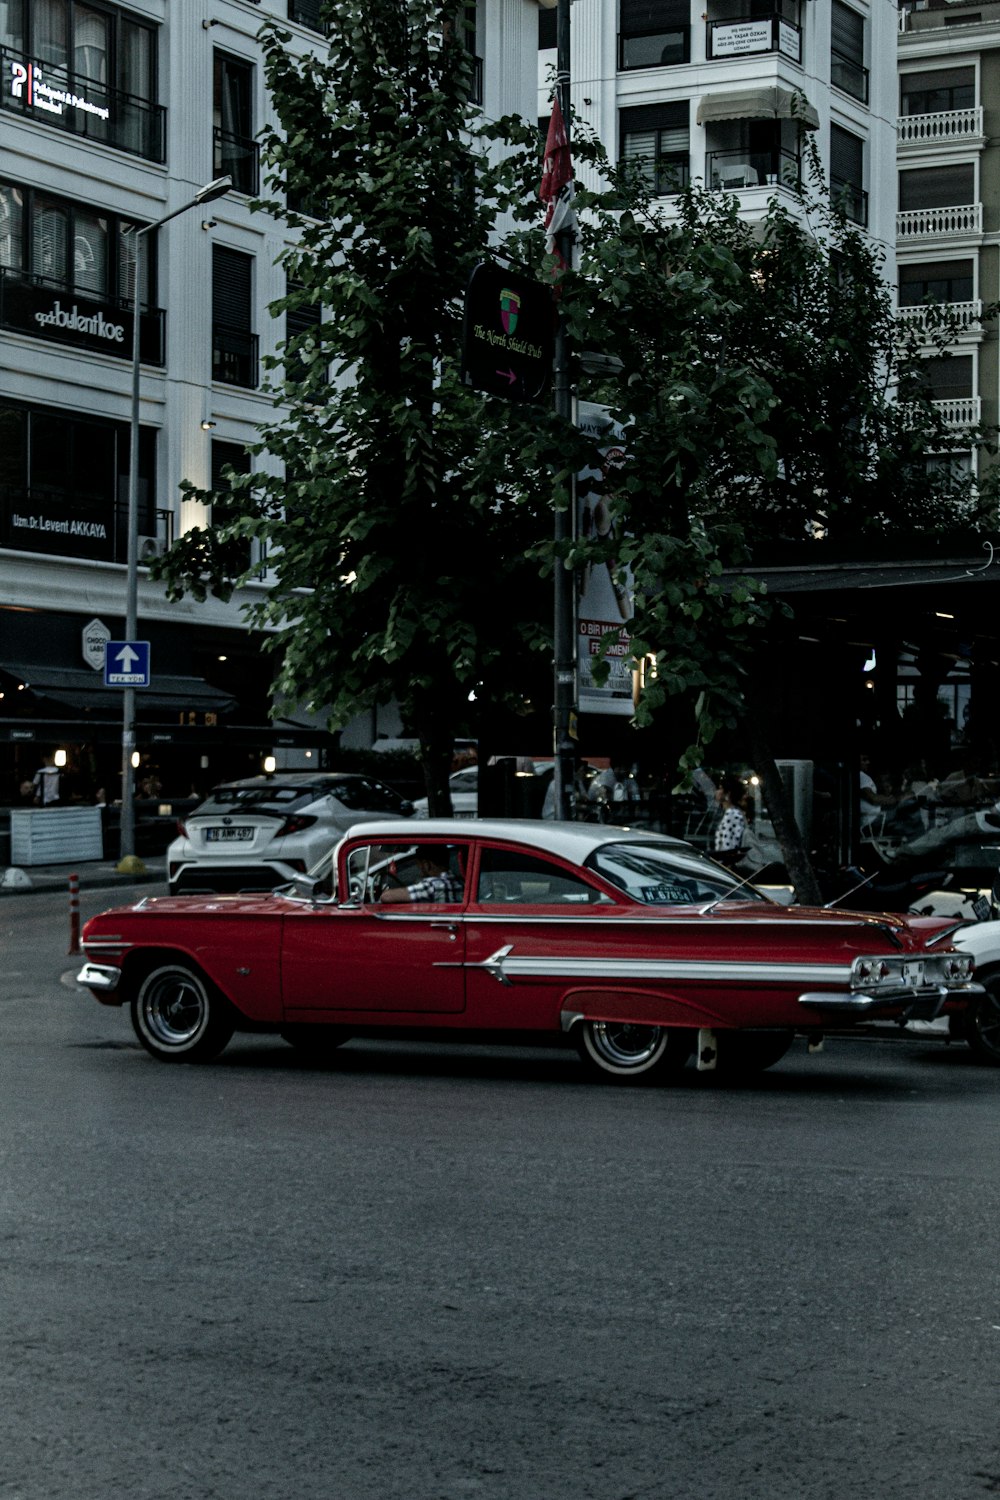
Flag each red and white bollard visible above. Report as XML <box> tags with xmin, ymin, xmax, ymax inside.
<box><xmin>68</xmin><ymin>872</ymin><xmax>81</xmax><ymax>956</ymax></box>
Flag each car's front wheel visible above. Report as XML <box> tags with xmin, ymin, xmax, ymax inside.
<box><xmin>131</xmin><ymin>963</ymin><xmax>234</xmax><ymax>1063</ymax></box>
<box><xmin>575</xmin><ymin>1020</ymin><xmax>690</xmax><ymax>1082</ymax></box>
<box><xmin>964</xmin><ymin>967</ymin><xmax>1000</xmax><ymax>1066</ymax></box>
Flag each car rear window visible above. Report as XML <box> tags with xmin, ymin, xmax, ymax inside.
<box><xmin>196</xmin><ymin>785</ymin><xmax>321</xmax><ymax>815</ymax></box>
<box><xmin>586</xmin><ymin>841</ymin><xmax>770</xmax><ymax>905</ymax></box>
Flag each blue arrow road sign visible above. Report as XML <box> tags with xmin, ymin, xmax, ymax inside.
<box><xmin>104</xmin><ymin>639</ymin><xmax>151</xmax><ymax>687</ymax></box>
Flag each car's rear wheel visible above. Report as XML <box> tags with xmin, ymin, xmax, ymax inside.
<box><xmin>711</xmin><ymin>1028</ymin><xmax>795</xmax><ymax>1078</ymax></box>
<box><xmin>131</xmin><ymin>963</ymin><xmax>234</xmax><ymax>1063</ymax></box>
<box><xmin>964</xmin><ymin>968</ymin><xmax>1000</xmax><ymax>1066</ymax></box>
<box><xmin>575</xmin><ymin>1020</ymin><xmax>690</xmax><ymax>1082</ymax></box>
<box><xmin>279</xmin><ymin>1025</ymin><xmax>351</xmax><ymax>1056</ymax></box>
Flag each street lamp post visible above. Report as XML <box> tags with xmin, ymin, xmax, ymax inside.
<box><xmin>552</xmin><ymin>0</ymin><xmax>576</xmax><ymax>822</ymax></box>
<box><xmin>118</xmin><ymin>174</ymin><xmax>232</xmax><ymax>869</ymax></box>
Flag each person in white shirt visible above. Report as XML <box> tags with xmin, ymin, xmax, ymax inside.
<box><xmin>713</xmin><ymin>774</ymin><xmax>748</xmax><ymax>866</ymax></box>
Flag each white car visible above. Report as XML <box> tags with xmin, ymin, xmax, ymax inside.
<box><xmin>949</xmin><ymin>918</ymin><xmax>1000</xmax><ymax>1064</ymax></box>
<box><xmin>412</xmin><ymin>766</ymin><xmax>480</xmax><ymax>819</ymax></box>
<box><xmin>167</xmin><ymin>772</ymin><xmax>414</xmax><ymax>894</ymax></box>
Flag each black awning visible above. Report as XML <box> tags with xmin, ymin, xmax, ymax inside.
<box><xmin>0</xmin><ymin>662</ymin><xmax>237</xmax><ymax>715</ymax></box>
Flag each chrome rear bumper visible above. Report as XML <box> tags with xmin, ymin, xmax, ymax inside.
<box><xmin>799</xmin><ymin>981</ymin><xmax>982</xmax><ymax>1020</ymax></box>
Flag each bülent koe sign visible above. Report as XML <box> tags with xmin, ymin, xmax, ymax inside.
<box><xmin>461</xmin><ymin>262</ymin><xmax>554</xmax><ymax>404</ymax></box>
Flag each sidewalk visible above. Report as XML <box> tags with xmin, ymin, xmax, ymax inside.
<box><xmin>0</xmin><ymin>857</ymin><xmax>167</xmax><ymax>895</ymax></box>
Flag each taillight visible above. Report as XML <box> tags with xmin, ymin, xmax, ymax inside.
<box><xmin>277</xmin><ymin>814</ymin><xmax>318</xmax><ymax>837</ymax></box>
<box><xmin>176</xmin><ymin>819</ymin><xmax>187</xmax><ymax>837</ymax></box>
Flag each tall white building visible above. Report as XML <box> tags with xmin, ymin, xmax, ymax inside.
<box><xmin>539</xmin><ymin>0</ymin><xmax>898</xmax><ymax>262</ymax></box>
<box><xmin>0</xmin><ymin>0</ymin><xmax>539</xmax><ymax>805</ymax></box>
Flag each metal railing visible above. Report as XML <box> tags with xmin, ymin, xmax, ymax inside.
<box><xmin>897</xmin><ymin>203</ymin><xmax>983</xmax><ymax>239</ymax></box>
<box><xmin>213</xmin><ymin>128</ymin><xmax>260</xmax><ymax>197</ymax></box>
<box><xmin>831</xmin><ymin>175</ymin><xmax>868</xmax><ymax>226</ymax></box>
<box><xmin>1</xmin><ymin>45</ymin><xmax>165</xmax><ymax>162</ymax></box>
<box><xmin>212</xmin><ymin>324</ymin><xmax>259</xmax><ymax>389</ymax></box>
<box><xmin>831</xmin><ymin>48</ymin><xmax>869</xmax><ymax>104</ymax></box>
<box><xmin>707</xmin><ymin>147</ymin><xmax>800</xmax><ymax>191</ymax></box>
<box><xmin>897</xmin><ymin>107</ymin><xmax>983</xmax><ymax>145</ymax></box>
<box><xmin>0</xmin><ymin>265</ymin><xmax>165</xmax><ymax>363</ymax></box>
<box><xmin>706</xmin><ymin>13</ymin><xmax>802</xmax><ymax>63</ymax></box>
<box><xmin>0</xmin><ymin>488</ymin><xmax>172</xmax><ymax>564</ymax></box>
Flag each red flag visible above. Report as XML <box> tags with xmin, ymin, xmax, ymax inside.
<box><xmin>539</xmin><ymin>96</ymin><xmax>576</xmax><ymax>270</ymax></box>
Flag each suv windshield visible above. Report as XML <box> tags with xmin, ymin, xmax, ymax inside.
<box><xmin>585</xmin><ymin>841</ymin><xmax>770</xmax><ymax>906</ymax></box>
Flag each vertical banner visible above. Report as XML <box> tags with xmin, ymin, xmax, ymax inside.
<box><xmin>576</xmin><ymin>402</ymin><xmax>635</xmax><ymax>716</ymax></box>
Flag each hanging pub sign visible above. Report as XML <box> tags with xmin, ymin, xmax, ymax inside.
<box><xmin>461</xmin><ymin>262</ymin><xmax>553</xmax><ymax>404</ymax></box>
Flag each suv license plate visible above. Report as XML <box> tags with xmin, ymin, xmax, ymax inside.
<box><xmin>205</xmin><ymin>826</ymin><xmax>254</xmax><ymax>843</ymax></box>
<box><xmin>902</xmin><ymin>960</ymin><xmax>925</xmax><ymax>985</ymax></box>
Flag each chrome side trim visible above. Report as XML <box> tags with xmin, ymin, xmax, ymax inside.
<box><xmin>470</xmin><ymin>949</ymin><xmax>854</xmax><ymax>986</ymax></box>
<box><xmin>81</xmin><ymin>939</ymin><xmax>134</xmax><ymax>950</ymax></box>
<box><xmin>77</xmin><ymin>963</ymin><xmax>121</xmax><ymax>993</ymax></box>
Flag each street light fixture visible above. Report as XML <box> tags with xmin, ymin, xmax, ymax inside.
<box><xmin>118</xmin><ymin>174</ymin><xmax>232</xmax><ymax>868</ymax></box>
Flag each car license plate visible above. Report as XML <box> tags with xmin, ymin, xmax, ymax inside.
<box><xmin>205</xmin><ymin>826</ymin><xmax>254</xmax><ymax>843</ymax></box>
<box><xmin>902</xmin><ymin>960</ymin><xmax>925</xmax><ymax>986</ymax></box>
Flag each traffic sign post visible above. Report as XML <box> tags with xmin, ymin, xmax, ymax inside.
<box><xmin>104</xmin><ymin>640</ymin><xmax>151</xmax><ymax>688</ymax></box>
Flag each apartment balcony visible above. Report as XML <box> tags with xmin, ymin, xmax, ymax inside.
<box><xmin>896</xmin><ymin>299</ymin><xmax>983</xmax><ymax>335</ymax></box>
<box><xmin>897</xmin><ymin>108</ymin><xmax>984</xmax><ymax>148</ymax></box>
<box><xmin>1</xmin><ymin>44</ymin><xmax>166</xmax><ymax>163</ymax></box>
<box><xmin>706</xmin><ymin>146</ymin><xmax>800</xmax><ymax>191</ymax></box>
<box><xmin>213</xmin><ymin>128</ymin><xmax>260</xmax><ymax>197</ymax></box>
<box><xmin>897</xmin><ymin>203</ymin><xmax>982</xmax><ymax>241</ymax></box>
<box><xmin>934</xmin><ymin>395</ymin><xmax>981</xmax><ymax>427</ymax></box>
<box><xmin>705</xmin><ymin>13</ymin><xmax>802</xmax><ymax>64</ymax></box>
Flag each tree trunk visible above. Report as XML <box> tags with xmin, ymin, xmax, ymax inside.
<box><xmin>413</xmin><ymin>718</ymin><xmax>454</xmax><ymax>818</ymax></box>
<box><xmin>743</xmin><ymin>691</ymin><xmax>824</xmax><ymax>908</ymax></box>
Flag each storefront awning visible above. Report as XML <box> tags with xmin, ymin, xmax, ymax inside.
<box><xmin>0</xmin><ymin>663</ymin><xmax>237</xmax><ymax>715</ymax></box>
<box><xmin>696</xmin><ymin>87</ymin><xmax>819</xmax><ymax>130</ymax></box>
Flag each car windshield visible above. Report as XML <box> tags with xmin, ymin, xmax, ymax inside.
<box><xmin>585</xmin><ymin>841</ymin><xmax>771</xmax><ymax>905</ymax></box>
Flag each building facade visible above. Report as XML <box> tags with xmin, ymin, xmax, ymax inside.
<box><xmin>0</xmin><ymin>0</ymin><xmax>539</xmax><ymax>811</ymax></box>
<box><xmin>897</xmin><ymin>0</ymin><xmax>1000</xmax><ymax>478</ymax></box>
<box><xmin>539</xmin><ymin>0</ymin><xmax>899</xmax><ymax>263</ymax></box>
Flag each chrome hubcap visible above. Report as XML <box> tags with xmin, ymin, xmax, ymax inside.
<box><xmin>590</xmin><ymin>1022</ymin><xmax>664</xmax><ymax>1068</ymax></box>
<box><xmin>141</xmin><ymin>972</ymin><xmax>207</xmax><ymax>1047</ymax></box>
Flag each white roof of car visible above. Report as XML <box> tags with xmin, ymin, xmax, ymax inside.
<box><xmin>341</xmin><ymin>818</ymin><xmax>688</xmax><ymax>862</ymax></box>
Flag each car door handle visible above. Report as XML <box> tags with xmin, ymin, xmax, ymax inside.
<box><xmin>431</xmin><ymin>922</ymin><xmax>459</xmax><ymax>940</ymax></box>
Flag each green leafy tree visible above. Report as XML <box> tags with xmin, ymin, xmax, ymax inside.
<box><xmin>154</xmin><ymin>0</ymin><xmax>554</xmax><ymax>812</ymax></box>
<box><xmin>547</xmin><ymin>140</ymin><xmax>999</xmax><ymax>897</ymax></box>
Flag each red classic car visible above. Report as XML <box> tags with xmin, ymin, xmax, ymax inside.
<box><xmin>77</xmin><ymin>820</ymin><xmax>981</xmax><ymax>1081</ymax></box>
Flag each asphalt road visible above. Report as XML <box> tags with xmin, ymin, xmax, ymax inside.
<box><xmin>2</xmin><ymin>886</ymin><xmax>1000</xmax><ymax>1500</ymax></box>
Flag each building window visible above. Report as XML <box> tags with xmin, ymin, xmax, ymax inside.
<box><xmin>538</xmin><ymin>5</ymin><xmax>556</xmax><ymax>48</ymax></box>
<box><xmin>212</xmin><ymin>246</ymin><xmax>257</xmax><ymax>389</ymax></box>
<box><xmin>620</xmin><ymin>103</ymin><xmax>690</xmax><ymax>194</ymax></box>
<box><xmin>0</xmin><ymin>179</ymin><xmax>163</xmax><ymax>361</ymax></box>
<box><xmin>899</xmin><ymin>163</ymin><xmax>975</xmax><ymax>210</ymax></box>
<box><xmin>1</xmin><ymin>0</ymin><xmax>163</xmax><ymax>162</ymax></box>
<box><xmin>830</xmin><ymin>123</ymin><xmax>866</xmax><ymax>225</ymax></box>
<box><xmin>920</xmin><ymin>354</ymin><xmax>973</xmax><ymax>400</ymax></box>
<box><xmin>898</xmin><ymin>258</ymin><xmax>974</xmax><ymax>306</ymax></box>
<box><xmin>900</xmin><ymin>67</ymin><xmax>975</xmax><ymax>116</ymax></box>
<box><xmin>213</xmin><ymin>52</ymin><xmax>259</xmax><ymax>196</ymax></box>
<box><xmin>619</xmin><ymin>0</ymin><xmax>690</xmax><ymax>69</ymax></box>
<box><xmin>830</xmin><ymin>0</ymin><xmax>867</xmax><ymax>104</ymax></box>
<box><xmin>288</xmin><ymin>0</ymin><xmax>326</xmax><ymax>30</ymax></box>
<box><xmin>210</xmin><ymin>439</ymin><xmax>252</xmax><ymax>570</ymax></box>
<box><xmin>0</xmin><ymin>399</ymin><xmax>158</xmax><ymax>563</ymax></box>
<box><xmin>285</xmin><ymin>277</ymin><xmax>322</xmax><ymax>389</ymax></box>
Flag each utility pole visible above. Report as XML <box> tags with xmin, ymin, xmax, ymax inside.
<box><xmin>551</xmin><ymin>0</ymin><xmax>577</xmax><ymax>822</ymax></box>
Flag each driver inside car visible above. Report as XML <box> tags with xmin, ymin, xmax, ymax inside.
<box><xmin>380</xmin><ymin>845</ymin><xmax>465</xmax><ymax>903</ymax></box>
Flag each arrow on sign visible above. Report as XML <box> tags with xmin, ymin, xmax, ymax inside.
<box><xmin>495</xmin><ymin>368</ymin><xmax>518</xmax><ymax>386</ymax></box>
<box><xmin>114</xmin><ymin>645</ymin><xmax>141</xmax><ymax>672</ymax></box>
